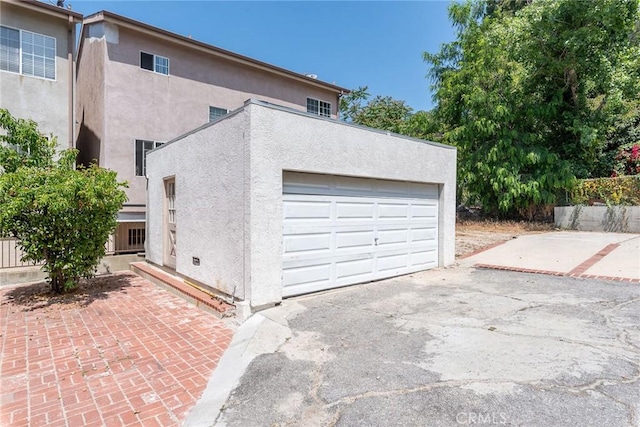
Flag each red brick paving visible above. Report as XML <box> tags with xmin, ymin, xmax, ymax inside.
<box><xmin>474</xmin><ymin>263</ymin><xmax>640</xmax><ymax>283</ymax></box>
<box><xmin>0</xmin><ymin>272</ymin><xmax>234</xmax><ymax>426</ymax></box>
<box><xmin>566</xmin><ymin>243</ymin><xmax>621</xmax><ymax>276</ymax></box>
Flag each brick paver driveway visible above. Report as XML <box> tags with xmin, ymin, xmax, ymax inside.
<box><xmin>0</xmin><ymin>272</ymin><xmax>233</xmax><ymax>426</ymax></box>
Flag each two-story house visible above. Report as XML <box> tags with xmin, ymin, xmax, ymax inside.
<box><xmin>75</xmin><ymin>11</ymin><xmax>348</xmax><ymax>254</ymax></box>
<box><xmin>0</xmin><ymin>0</ymin><xmax>81</xmax><ymax>150</ymax></box>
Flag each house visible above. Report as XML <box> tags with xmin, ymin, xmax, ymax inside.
<box><xmin>75</xmin><ymin>11</ymin><xmax>348</xmax><ymax>254</ymax></box>
<box><xmin>0</xmin><ymin>0</ymin><xmax>82</xmax><ymax>151</ymax></box>
<box><xmin>146</xmin><ymin>100</ymin><xmax>457</xmax><ymax>312</ymax></box>
<box><xmin>0</xmin><ymin>0</ymin><xmax>81</xmax><ymax>273</ymax></box>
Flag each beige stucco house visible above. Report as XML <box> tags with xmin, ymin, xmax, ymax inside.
<box><xmin>0</xmin><ymin>0</ymin><xmax>81</xmax><ymax>150</ymax></box>
<box><xmin>75</xmin><ymin>11</ymin><xmax>348</xmax><ymax>254</ymax></box>
<box><xmin>0</xmin><ymin>0</ymin><xmax>81</xmax><ymax>273</ymax></box>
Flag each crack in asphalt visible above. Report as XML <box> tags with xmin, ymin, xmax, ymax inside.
<box><xmin>225</xmin><ymin>270</ymin><xmax>639</xmax><ymax>427</ymax></box>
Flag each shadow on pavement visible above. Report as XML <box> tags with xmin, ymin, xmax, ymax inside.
<box><xmin>1</xmin><ymin>272</ymin><xmax>139</xmax><ymax>311</ymax></box>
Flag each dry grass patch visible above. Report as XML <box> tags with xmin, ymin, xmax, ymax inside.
<box><xmin>456</xmin><ymin>220</ymin><xmax>556</xmax><ymax>258</ymax></box>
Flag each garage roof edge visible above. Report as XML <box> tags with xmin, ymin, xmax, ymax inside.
<box><xmin>149</xmin><ymin>99</ymin><xmax>457</xmax><ymax>154</ymax></box>
<box><xmin>246</xmin><ymin>99</ymin><xmax>456</xmax><ymax>151</ymax></box>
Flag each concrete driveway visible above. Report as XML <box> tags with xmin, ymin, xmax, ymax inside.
<box><xmin>199</xmin><ymin>265</ymin><xmax>639</xmax><ymax>427</ymax></box>
<box><xmin>462</xmin><ymin>231</ymin><xmax>640</xmax><ymax>282</ymax></box>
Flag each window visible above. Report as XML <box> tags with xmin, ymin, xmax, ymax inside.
<box><xmin>209</xmin><ymin>106</ymin><xmax>229</xmax><ymax>122</ymax></box>
<box><xmin>135</xmin><ymin>139</ymin><xmax>163</xmax><ymax>176</ymax></box>
<box><xmin>0</xmin><ymin>26</ymin><xmax>56</xmax><ymax>80</ymax></box>
<box><xmin>307</xmin><ymin>98</ymin><xmax>331</xmax><ymax>117</ymax></box>
<box><xmin>140</xmin><ymin>51</ymin><xmax>169</xmax><ymax>75</ymax></box>
<box><xmin>128</xmin><ymin>227</ymin><xmax>145</xmax><ymax>247</ymax></box>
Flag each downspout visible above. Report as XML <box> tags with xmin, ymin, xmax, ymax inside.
<box><xmin>67</xmin><ymin>14</ymin><xmax>74</xmax><ymax>150</ymax></box>
<box><xmin>337</xmin><ymin>90</ymin><xmax>345</xmax><ymax>120</ymax></box>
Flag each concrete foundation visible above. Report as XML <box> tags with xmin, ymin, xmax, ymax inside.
<box><xmin>0</xmin><ymin>254</ymin><xmax>142</xmax><ymax>287</ymax></box>
<box><xmin>555</xmin><ymin>206</ymin><xmax>640</xmax><ymax>233</ymax></box>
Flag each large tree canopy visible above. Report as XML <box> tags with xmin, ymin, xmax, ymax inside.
<box><xmin>425</xmin><ymin>0</ymin><xmax>640</xmax><ymax>217</ymax></box>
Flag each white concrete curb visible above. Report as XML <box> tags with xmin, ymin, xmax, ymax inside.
<box><xmin>182</xmin><ymin>314</ymin><xmax>266</xmax><ymax>427</ymax></box>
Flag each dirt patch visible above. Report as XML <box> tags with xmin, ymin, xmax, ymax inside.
<box><xmin>456</xmin><ymin>220</ymin><xmax>555</xmax><ymax>258</ymax></box>
<box><xmin>0</xmin><ymin>271</ymin><xmax>139</xmax><ymax>313</ymax></box>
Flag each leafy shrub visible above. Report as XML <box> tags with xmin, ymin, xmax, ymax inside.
<box><xmin>570</xmin><ymin>176</ymin><xmax>640</xmax><ymax>206</ymax></box>
<box><xmin>0</xmin><ymin>109</ymin><xmax>128</xmax><ymax>293</ymax></box>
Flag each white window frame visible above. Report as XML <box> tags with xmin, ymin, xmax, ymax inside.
<box><xmin>134</xmin><ymin>139</ymin><xmax>164</xmax><ymax>177</ymax></box>
<box><xmin>306</xmin><ymin>97</ymin><xmax>331</xmax><ymax>118</ymax></box>
<box><xmin>209</xmin><ymin>106</ymin><xmax>230</xmax><ymax>122</ymax></box>
<box><xmin>139</xmin><ymin>51</ymin><xmax>170</xmax><ymax>75</ymax></box>
<box><xmin>0</xmin><ymin>25</ymin><xmax>56</xmax><ymax>81</ymax></box>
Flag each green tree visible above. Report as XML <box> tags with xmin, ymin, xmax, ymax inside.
<box><xmin>339</xmin><ymin>86</ymin><xmax>443</xmax><ymax>141</ymax></box>
<box><xmin>0</xmin><ymin>109</ymin><xmax>128</xmax><ymax>293</ymax></box>
<box><xmin>339</xmin><ymin>86</ymin><xmax>370</xmax><ymax>123</ymax></box>
<box><xmin>425</xmin><ymin>0</ymin><xmax>639</xmax><ymax>217</ymax></box>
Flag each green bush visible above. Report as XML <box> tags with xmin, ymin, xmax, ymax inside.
<box><xmin>570</xmin><ymin>176</ymin><xmax>640</xmax><ymax>206</ymax></box>
<box><xmin>0</xmin><ymin>109</ymin><xmax>128</xmax><ymax>293</ymax></box>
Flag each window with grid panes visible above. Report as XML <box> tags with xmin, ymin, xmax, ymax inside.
<box><xmin>140</xmin><ymin>51</ymin><xmax>169</xmax><ymax>75</ymax></box>
<box><xmin>135</xmin><ymin>139</ymin><xmax>164</xmax><ymax>176</ymax></box>
<box><xmin>209</xmin><ymin>106</ymin><xmax>229</xmax><ymax>122</ymax></box>
<box><xmin>306</xmin><ymin>98</ymin><xmax>331</xmax><ymax>117</ymax></box>
<box><xmin>1</xmin><ymin>26</ymin><xmax>55</xmax><ymax>80</ymax></box>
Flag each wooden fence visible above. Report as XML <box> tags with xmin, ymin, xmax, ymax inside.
<box><xmin>0</xmin><ymin>238</ymin><xmax>43</xmax><ymax>269</ymax></box>
<box><xmin>1</xmin><ymin>222</ymin><xmax>145</xmax><ymax>269</ymax></box>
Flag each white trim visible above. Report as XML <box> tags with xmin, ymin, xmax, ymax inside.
<box><xmin>209</xmin><ymin>105</ymin><xmax>230</xmax><ymax>122</ymax></box>
<box><xmin>0</xmin><ymin>24</ymin><xmax>57</xmax><ymax>81</ymax></box>
<box><xmin>306</xmin><ymin>97</ymin><xmax>331</xmax><ymax>118</ymax></box>
<box><xmin>134</xmin><ymin>139</ymin><xmax>164</xmax><ymax>177</ymax></box>
<box><xmin>139</xmin><ymin>50</ymin><xmax>170</xmax><ymax>75</ymax></box>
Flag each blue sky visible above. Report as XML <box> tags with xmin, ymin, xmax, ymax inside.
<box><xmin>67</xmin><ymin>1</ymin><xmax>456</xmax><ymax>112</ymax></box>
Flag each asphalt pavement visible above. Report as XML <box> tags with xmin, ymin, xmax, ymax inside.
<box><xmin>185</xmin><ymin>231</ymin><xmax>640</xmax><ymax>427</ymax></box>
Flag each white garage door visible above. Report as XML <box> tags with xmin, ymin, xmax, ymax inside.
<box><xmin>282</xmin><ymin>172</ymin><xmax>439</xmax><ymax>297</ymax></box>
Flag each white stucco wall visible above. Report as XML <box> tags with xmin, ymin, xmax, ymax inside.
<box><xmin>146</xmin><ymin>111</ymin><xmax>249</xmax><ymax>299</ymax></box>
<box><xmin>245</xmin><ymin>102</ymin><xmax>457</xmax><ymax>306</ymax></box>
<box><xmin>147</xmin><ymin>100</ymin><xmax>457</xmax><ymax>309</ymax></box>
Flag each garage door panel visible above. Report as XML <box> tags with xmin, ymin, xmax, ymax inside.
<box><xmin>374</xmin><ymin>221</ymin><xmax>436</xmax><ymax>231</ymax></box>
<box><xmin>411</xmin><ymin>204</ymin><xmax>437</xmax><ymax>218</ymax></box>
<box><xmin>411</xmin><ymin>250</ymin><xmax>437</xmax><ymax>267</ymax></box>
<box><xmin>282</xmin><ymin>263</ymin><xmax>331</xmax><ymax>287</ymax></box>
<box><xmin>334</xmin><ymin>176</ymin><xmax>376</xmax><ymax>195</ymax></box>
<box><xmin>411</xmin><ymin>227</ymin><xmax>437</xmax><ymax>242</ymax></box>
<box><xmin>376</xmin><ymin>179</ymin><xmax>411</xmax><ymax>197</ymax></box>
<box><xmin>377</xmin><ymin>229</ymin><xmax>409</xmax><ymax>246</ymax></box>
<box><xmin>283</xmin><ymin>174</ymin><xmax>332</xmax><ymax>194</ymax></box>
<box><xmin>336</xmin><ymin>258</ymin><xmax>375</xmax><ymax>280</ymax></box>
<box><xmin>283</xmin><ymin>251</ymin><xmax>375</xmax><ymax>267</ymax></box>
<box><xmin>283</xmin><ymin>233</ymin><xmax>331</xmax><ymax>255</ymax></box>
<box><xmin>335</xmin><ymin>230</ymin><xmax>375</xmax><ymax>250</ymax></box>
<box><xmin>284</xmin><ymin>224</ymin><xmax>378</xmax><ymax>234</ymax></box>
<box><xmin>378</xmin><ymin>203</ymin><xmax>410</xmax><ymax>219</ymax></box>
<box><xmin>283</xmin><ymin>201</ymin><xmax>332</xmax><ymax>220</ymax></box>
<box><xmin>377</xmin><ymin>253</ymin><xmax>409</xmax><ymax>272</ymax></box>
<box><xmin>335</xmin><ymin>202</ymin><xmax>375</xmax><ymax>219</ymax></box>
<box><xmin>409</xmin><ymin>183</ymin><xmax>439</xmax><ymax>198</ymax></box>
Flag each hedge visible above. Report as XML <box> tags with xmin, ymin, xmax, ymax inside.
<box><xmin>570</xmin><ymin>176</ymin><xmax>640</xmax><ymax>206</ymax></box>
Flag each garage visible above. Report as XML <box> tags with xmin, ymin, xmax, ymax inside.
<box><xmin>146</xmin><ymin>99</ymin><xmax>456</xmax><ymax>313</ymax></box>
<box><xmin>282</xmin><ymin>172</ymin><xmax>439</xmax><ymax>296</ymax></box>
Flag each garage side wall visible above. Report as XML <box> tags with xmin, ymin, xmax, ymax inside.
<box><xmin>146</xmin><ymin>111</ymin><xmax>249</xmax><ymax>300</ymax></box>
<box><xmin>247</xmin><ymin>103</ymin><xmax>457</xmax><ymax>307</ymax></box>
